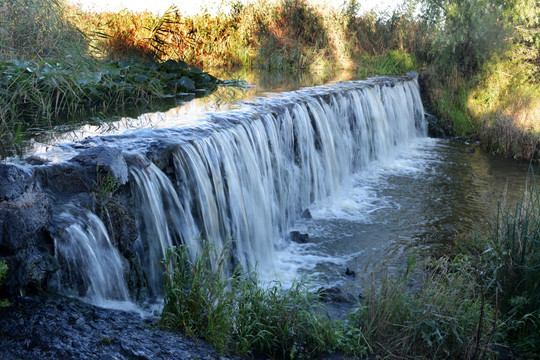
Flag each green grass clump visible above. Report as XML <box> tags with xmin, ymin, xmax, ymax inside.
<box><xmin>161</xmin><ymin>241</ymin><xmax>339</xmax><ymax>358</ymax></box>
<box><xmin>346</xmin><ymin>256</ymin><xmax>498</xmax><ymax>359</ymax></box>
<box><xmin>490</xmin><ymin>166</ymin><xmax>540</xmax><ymax>353</ymax></box>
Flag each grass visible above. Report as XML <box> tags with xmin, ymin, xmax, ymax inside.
<box><xmin>161</xmin><ymin>241</ymin><xmax>339</xmax><ymax>358</ymax></box>
<box><xmin>76</xmin><ymin>0</ymin><xmax>425</xmax><ymax>72</ymax></box>
<box><xmin>0</xmin><ymin>260</ymin><xmax>10</xmax><ymax>307</ymax></box>
<box><xmin>491</xmin><ymin>165</ymin><xmax>540</xmax><ymax>353</ymax></box>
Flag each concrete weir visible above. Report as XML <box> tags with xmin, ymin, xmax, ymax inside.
<box><xmin>0</xmin><ymin>74</ymin><xmax>427</xmax><ymax>306</ymax></box>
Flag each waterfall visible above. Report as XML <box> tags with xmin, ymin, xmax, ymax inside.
<box><xmin>51</xmin><ymin>206</ymin><xmax>130</xmax><ymax>306</ymax></box>
<box><xmin>163</xmin><ymin>79</ymin><xmax>426</xmax><ymax>276</ymax></box>
<box><xmin>50</xmin><ymin>76</ymin><xmax>426</xmax><ymax>304</ymax></box>
<box><xmin>130</xmin><ymin>158</ymin><xmax>200</xmax><ymax>296</ymax></box>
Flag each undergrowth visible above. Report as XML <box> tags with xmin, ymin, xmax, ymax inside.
<box><xmin>161</xmin><ymin>240</ymin><xmax>510</xmax><ymax>359</ymax></box>
<box><xmin>161</xmin><ymin>241</ymin><xmax>339</xmax><ymax>359</ymax></box>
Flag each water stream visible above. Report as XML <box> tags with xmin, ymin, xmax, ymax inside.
<box><xmin>35</xmin><ymin>70</ymin><xmax>529</xmax><ymax>309</ymax></box>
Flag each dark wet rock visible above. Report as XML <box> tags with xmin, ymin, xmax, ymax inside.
<box><xmin>0</xmin><ymin>295</ymin><xmax>241</xmax><ymax>360</ymax></box>
<box><xmin>17</xmin><ymin>248</ymin><xmax>58</xmax><ymax>292</ymax></box>
<box><xmin>425</xmin><ymin>112</ymin><xmax>454</xmax><ymax>138</ymax></box>
<box><xmin>317</xmin><ymin>286</ymin><xmax>356</xmax><ymax>304</ymax></box>
<box><xmin>289</xmin><ymin>231</ymin><xmax>309</xmax><ymax>244</ymax></box>
<box><xmin>344</xmin><ymin>267</ymin><xmax>356</xmax><ymax>277</ymax></box>
<box><xmin>25</xmin><ymin>155</ymin><xmax>51</xmax><ymax>166</ymax></box>
<box><xmin>0</xmin><ymin>191</ymin><xmax>52</xmax><ymax>252</ymax></box>
<box><xmin>71</xmin><ymin>145</ymin><xmax>128</xmax><ymax>185</ymax></box>
<box><xmin>35</xmin><ymin>162</ymin><xmax>94</xmax><ymax>194</ymax></box>
<box><xmin>0</xmin><ymin>163</ymin><xmax>34</xmax><ymax>201</ymax></box>
<box><xmin>301</xmin><ymin>209</ymin><xmax>312</xmax><ymax>219</ymax></box>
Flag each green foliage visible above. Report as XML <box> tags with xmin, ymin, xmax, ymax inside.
<box><xmin>161</xmin><ymin>241</ymin><xmax>339</xmax><ymax>358</ymax></box>
<box><xmin>0</xmin><ymin>260</ymin><xmax>10</xmax><ymax>307</ymax></box>
<box><xmin>418</xmin><ymin>0</ymin><xmax>539</xmax><ymax>159</ymax></box>
<box><xmin>490</xmin><ymin>166</ymin><xmax>540</xmax><ymax>353</ymax></box>
<box><xmin>357</xmin><ymin>50</ymin><xmax>419</xmax><ymax>78</ymax></box>
<box><xmin>345</xmin><ymin>256</ymin><xmax>497</xmax><ymax>359</ymax></box>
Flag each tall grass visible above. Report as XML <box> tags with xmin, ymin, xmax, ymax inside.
<box><xmin>491</xmin><ymin>165</ymin><xmax>540</xmax><ymax>353</ymax></box>
<box><xmin>78</xmin><ymin>0</ymin><xmax>425</xmax><ymax>73</ymax></box>
<box><xmin>0</xmin><ymin>0</ymin><xmax>88</xmax><ymax>60</ymax></box>
<box><xmin>346</xmin><ymin>256</ymin><xmax>498</xmax><ymax>359</ymax></box>
<box><xmin>161</xmin><ymin>241</ymin><xmax>339</xmax><ymax>358</ymax></box>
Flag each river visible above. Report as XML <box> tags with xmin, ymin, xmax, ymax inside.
<box><xmin>7</xmin><ymin>69</ymin><xmax>531</xmax><ymax>309</ymax></box>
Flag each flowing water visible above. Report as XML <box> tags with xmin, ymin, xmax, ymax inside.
<box><xmin>35</xmin><ymin>70</ymin><xmax>529</xmax><ymax>309</ymax></box>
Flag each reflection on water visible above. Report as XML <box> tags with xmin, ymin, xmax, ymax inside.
<box><xmin>3</xmin><ymin>68</ymin><xmax>357</xmax><ymax>161</ymax></box>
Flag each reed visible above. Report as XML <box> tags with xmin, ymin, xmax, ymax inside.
<box><xmin>491</xmin><ymin>165</ymin><xmax>540</xmax><ymax>353</ymax></box>
<box><xmin>78</xmin><ymin>0</ymin><xmax>424</xmax><ymax>73</ymax></box>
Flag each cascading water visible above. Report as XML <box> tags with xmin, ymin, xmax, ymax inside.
<box><xmin>166</xmin><ymin>79</ymin><xmax>426</xmax><ymax>278</ymax></box>
<box><xmin>51</xmin><ymin>206</ymin><xmax>130</xmax><ymax>306</ymax></box>
<box><xmin>49</xmin><ymin>76</ymin><xmax>427</xmax><ymax>305</ymax></box>
<box><xmin>129</xmin><ymin>157</ymin><xmax>200</xmax><ymax>296</ymax></box>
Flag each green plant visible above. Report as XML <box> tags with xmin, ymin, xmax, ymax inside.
<box><xmin>0</xmin><ymin>260</ymin><xmax>10</xmax><ymax>307</ymax></box>
<box><xmin>92</xmin><ymin>167</ymin><xmax>121</xmax><ymax>217</ymax></box>
<box><xmin>344</xmin><ymin>255</ymin><xmax>498</xmax><ymax>359</ymax></box>
<box><xmin>161</xmin><ymin>241</ymin><xmax>339</xmax><ymax>358</ymax></box>
<box><xmin>490</xmin><ymin>165</ymin><xmax>540</xmax><ymax>353</ymax></box>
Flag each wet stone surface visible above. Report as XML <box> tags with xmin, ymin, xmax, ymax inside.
<box><xmin>0</xmin><ymin>295</ymin><xmax>240</xmax><ymax>360</ymax></box>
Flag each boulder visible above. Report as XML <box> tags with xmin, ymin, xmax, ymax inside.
<box><xmin>0</xmin><ymin>164</ymin><xmax>34</xmax><ymax>201</ymax></box>
<box><xmin>300</xmin><ymin>209</ymin><xmax>312</xmax><ymax>219</ymax></box>
<box><xmin>71</xmin><ymin>146</ymin><xmax>128</xmax><ymax>185</ymax></box>
<box><xmin>317</xmin><ymin>286</ymin><xmax>356</xmax><ymax>303</ymax></box>
<box><xmin>0</xmin><ymin>191</ymin><xmax>52</xmax><ymax>252</ymax></box>
<box><xmin>17</xmin><ymin>248</ymin><xmax>58</xmax><ymax>293</ymax></box>
<box><xmin>289</xmin><ymin>231</ymin><xmax>309</xmax><ymax>244</ymax></box>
